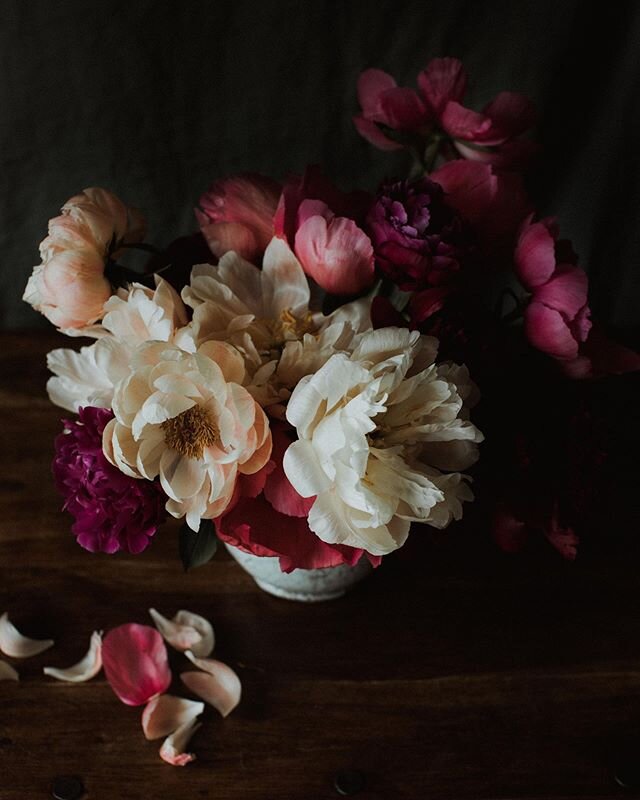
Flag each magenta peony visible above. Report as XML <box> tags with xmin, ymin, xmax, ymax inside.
<box><xmin>366</xmin><ymin>176</ymin><xmax>472</xmax><ymax>293</ymax></box>
<box><xmin>52</xmin><ymin>406</ymin><xmax>166</xmax><ymax>554</ymax></box>
<box><xmin>196</xmin><ymin>173</ymin><xmax>281</xmax><ymax>262</ymax></box>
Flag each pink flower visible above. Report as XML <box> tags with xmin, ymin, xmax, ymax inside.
<box><xmin>492</xmin><ymin>506</ymin><xmax>578</xmax><ymax>560</ymax></box>
<box><xmin>515</xmin><ymin>216</ymin><xmax>592</xmax><ymax>361</ymax></box>
<box><xmin>52</xmin><ymin>407</ymin><xmax>166</xmax><ymax>554</ymax></box>
<box><xmin>102</xmin><ymin>624</ymin><xmax>172</xmax><ymax>706</ymax></box>
<box><xmin>275</xmin><ymin>167</ymin><xmax>375</xmax><ymax>295</ymax></box>
<box><xmin>216</xmin><ymin>421</ymin><xmax>379</xmax><ymax>572</ymax></box>
<box><xmin>354</xmin><ymin>57</ymin><xmax>535</xmax><ymax>169</ymax></box>
<box><xmin>431</xmin><ymin>160</ymin><xmax>532</xmax><ymax>261</ymax></box>
<box><xmin>23</xmin><ymin>188</ymin><xmax>146</xmax><ymax>329</ymax></box>
<box><xmin>196</xmin><ymin>174</ymin><xmax>281</xmax><ymax>262</ymax></box>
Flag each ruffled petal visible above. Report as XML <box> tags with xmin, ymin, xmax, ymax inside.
<box><xmin>142</xmin><ymin>694</ymin><xmax>204</xmax><ymax>740</ymax></box>
<box><xmin>181</xmin><ymin>657</ymin><xmax>241</xmax><ymax>718</ymax></box>
<box><xmin>43</xmin><ymin>631</ymin><xmax>102</xmax><ymax>682</ymax></box>
<box><xmin>0</xmin><ymin>612</ymin><xmax>54</xmax><ymax>658</ymax></box>
<box><xmin>159</xmin><ymin>718</ymin><xmax>201</xmax><ymax>766</ymax></box>
<box><xmin>148</xmin><ymin>609</ymin><xmax>214</xmax><ymax>658</ymax></box>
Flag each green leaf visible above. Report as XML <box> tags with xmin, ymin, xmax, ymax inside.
<box><xmin>179</xmin><ymin>519</ymin><xmax>218</xmax><ymax>571</ymax></box>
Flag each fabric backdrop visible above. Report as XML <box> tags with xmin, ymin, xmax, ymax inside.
<box><xmin>2</xmin><ymin>0</ymin><xmax>638</xmax><ymax>340</ymax></box>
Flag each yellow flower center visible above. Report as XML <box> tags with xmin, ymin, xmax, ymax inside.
<box><xmin>268</xmin><ymin>308</ymin><xmax>316</xmax><ymax>343</ymax></box>
<box><xmin>161</xmin><ymin>405</ymin><xmax>218</xmax><ymax>460</ymax></box>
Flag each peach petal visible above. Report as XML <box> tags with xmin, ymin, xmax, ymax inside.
<box><xmin>0</xmin><ymin>612</ymin><xmax>54</xmax><ymax>658</ymax></box>
<box><xmin>43</xmin><ymin>631</ymin><xmax>102</xmax><ymax>682</ymax></box>
<box><xmin>159</xmin><ymin>718</ymin><xmax>201</xmax><ymax>766</ymax></box>
<box><xmin>149</xmin><ymin>608</ymin><xmax>214</xmax><ymax>658</ymax></box>
<box><xmin>142</xmin><ymin>694</ymin><xmax>204</xmax><ymax>740</ymax></box>
<box><xmin>0</xmin><ymin>660</ymin><xmax>19</xmax><ymax>681</ymax></box>
<box><xmin>182</xmin><ymin>653</ymin><xmax>241</xmax><ymax>717</ymax></box>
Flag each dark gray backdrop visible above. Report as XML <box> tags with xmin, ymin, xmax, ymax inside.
<box><xmin>2</xmin><ymin>0</ymin><xmax>638</xmax><ymax>339</ymax></box>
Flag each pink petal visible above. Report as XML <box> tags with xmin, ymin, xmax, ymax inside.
<box><xmin>514</xmin><ymin>217</ymin><xmax>559</xmax><ymax>289</ymax></box>
<box><xmin>492</xmin><ymin>508</ymin><xmax>528</xmax><ymax>553</ymax></box>
<box><xmin>353</xmin><ymin>116</ymin><xmax>403</xmax><ymax>151</ymax></box>
<box><xmin>440</xmin><ymin>101</ymin><xmax>492</xmax><ymax>141</ymax></box>
<box><xmin>294</xmin><ymin>215</ymin><xmax>375</xmax><ymax>295</ymax></box>
<box><xmin>102</xmin><ymin>624</ymin><xmax>171</xmax><ymax>706</ymax></box>
<box><xmin>263</xmin><ymin>424</ymin><xmax>315</xmax><ymax>518</ymax></box>
<box><xmin>0</xmin><ymin>612</ymin><xmax>54</xmax><ymax>658</ymax></box>
<box><xmin>148</xmin><ymin>609</ymin><xmax>214</xmax><ymax>659</ymax></box>
<box><xmin>533</xmin><ymin>265</ymin><xmax>589</xmax><ymax>319</ymax></box>
<box><xmin>563</xmin><ymin>325</ymin><xmax>640</xmax><ymax>379</ymax></box>
<box><xmin>181</xmin><ymin>657</ymin><xmax>241</xmax><ymax>718</ymax></box>
<box><xmin>142</xmin><ymin>694</ymin><xmax>204</xmax><ymax>740</ymax></box>
<box><xmin>524</xmin><ymin>302</ymin><xmax>579</xmax><ymax>360</ymax></box>
<box><xmin>199</xmin><ymin>220</ymin><xmax>260</xmax><ymax>261</ymax></box>
<box><xmin>43</xmin><ymin>631</ymin><xmax>102</xmax><ymax>683</ymax></box>
<box><xmin>544</xmin><ymin>513</ymin><xmax>578</xmax><ymax>561</ymax></box>
<box><xmin>378</xmin><ymin>87</ymin><xmax>427</xmax><ymax>130</ymax></box>
<box><xmin>357</xmin><ymin>68</ymin><xmax>398</xmax><ymax>117</ymax></box>
<box><xmin>159</xmin><ymin>718</ymin><xmax>201</xmax><ymax>766</ymax></box>
<box><xmin>408</xmin><ymin>287</ymin><xmax>452</xmax><ymax>326</ymax></box>
<box><xmin>418</xmin><ymin>57</ymin><xmax>467</xmax><ymax>115</ymax></box>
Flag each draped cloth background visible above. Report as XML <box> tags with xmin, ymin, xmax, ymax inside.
<box><xmin>2</xmin><ymin>0</ymin><xmax>638</xmax><ymax>338</ymax></box>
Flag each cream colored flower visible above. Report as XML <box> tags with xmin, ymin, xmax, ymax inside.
<box><xmin>103</xmin><ymin>341</ymin><xmax>272</xmax><ymax>530</ymax></box>
<box><xmin>46</xmin><ymin>277</ymin><xmax>189</xmax><ymax>412</ymax></box>
<box><xmin>283</xmin><ymin>327</ymin><xmax>483</xmax><ymax>556</ymax></box>
<box><xmin>182</xmin><ymin>236</ymin><xmax>371</xmax><ymax>410</ymax></box>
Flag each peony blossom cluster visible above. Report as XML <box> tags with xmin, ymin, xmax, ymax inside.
<box><xmin>26</xmin><ymin>53</ymin><xmax>638</xmax><ymax>569</ymax></box>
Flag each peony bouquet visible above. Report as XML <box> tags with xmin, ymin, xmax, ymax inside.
<box><xmin>25</xmin><ymin>57</ymin><xmax>639</xmax><ymax>571</ymax></box>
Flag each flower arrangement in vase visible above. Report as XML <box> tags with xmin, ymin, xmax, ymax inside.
<box><xmin>25</xmin><ymin>57</ymin><xmax>638</xmax><ymax>599</ymax></box>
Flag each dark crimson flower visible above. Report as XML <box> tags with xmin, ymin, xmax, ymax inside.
<box><xmin>52</xmin><ymin>406</ymin><xmax>167</xmax><ymax>554</ymax></box>
<box><xmin>366</xmin><ymin>176</ymin><xmax>473</xmax><ymax>292</ymax></box>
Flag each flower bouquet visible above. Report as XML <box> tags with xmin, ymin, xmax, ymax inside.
<box><xmin>24</xmin><ymin>57</ymin><xmax>639</xmax><ymax>596</ymax></box>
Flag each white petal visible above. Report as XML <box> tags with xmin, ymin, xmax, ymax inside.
<box><xmin>149</xmin><ymin>609</ymin><xmax>215</xmax><ymax>658</ymax></box>
<box><xmin>0</xmin><ymin>613</ymin><xmax>54</xmax><ymax>658</ymax></box>
<box><xmin>159</xmin><ymin>718</ymin><xmax>201</xmax><ymax>766</ymax></box>
<box><xmin>261</xmin><ymin>237</ymin><xmax>310</xmax><ymax>317</ymax></box>
<box><xmin>0</xmin><ymin>660</ymin><xmax>19</xmax><ymax>681</ymax></box>
<box><xmin>181</xmin><ymin>655</ymin><xmax>241</xmax><ymax>717</ymax></box>
<box><xmin>43</xmin><ymin>631</ymin><xmax>102</xmax><ymax>682</ymax></box>
<box><xmin>142</xmin><ymin>694</ymin><xmax>204</xmax><ymax>740</ymax></box>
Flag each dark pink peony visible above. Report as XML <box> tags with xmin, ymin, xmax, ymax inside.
<box><xmin>431</xmin><ymin>160</ymin><xmax>532</xmax><ymax>261</ymax></box>
<box><xmin>216</xmin><ymin>420</ymin><xmax>380</xmax><ymax>572</ymax></box>
<box><xmin>102</xmin><ymin>624</ymin><xmax>172</xmax><ymax>706</ymax></box>
<box><xmin>354</xmin><ymin>57</ymin><xmax>536</xmax><ymax>169</ymax></box>
<box><xmin>196</xmin><ymin>173</ymin><xmax>281</xmax><ymax>262</ymax></box>
<box><xmin>52</xmin><ymin>406</ymin><xmax>166</xmax><ymax>554</ymax></box>
<box><xmin>274</xmin><ymin>166</ymin><xmax>375</xmax><ymax>295</ymax></box>
<box><xmin>366</xmin><ymin>176</ymin><xmax>473</xmax><ymax>293</ymax></box>
<box><xmin>515</xmin><ymin>216</ymin><xmax>592</xmax><ymax>362</ymax></box>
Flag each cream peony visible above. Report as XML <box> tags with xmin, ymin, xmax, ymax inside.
<box><xmin>102</xmin><ymin>341</ymin><xmax>272</xmax><ymax>530</ymax></box>
<box><xmin>283</xmin><ymin>327</ymin><xmax>483</xmax><ymax>556</ymax></box>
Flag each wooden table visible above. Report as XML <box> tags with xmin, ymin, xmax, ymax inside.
<box><xmin>1</xmin><ymin>332</ymin><xmax>639</xmax><ymax>799</ymax></box>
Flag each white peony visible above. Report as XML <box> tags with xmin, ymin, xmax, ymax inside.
<box><xmin>102</xmin><ymin>340</ymin><xmax>272</xmax><ymax>530</ymax></box>
<box><xmin>283</xmin><ymin>327</ymin><xmax>483</xmax><ymax>556</ymax></box>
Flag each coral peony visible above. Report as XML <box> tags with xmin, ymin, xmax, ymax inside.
<box><xmin>196</xmin><ymin>173</ymin><xmax>281</xmax><ymax>262</ymax></box>
<box><xmin>23</xmin><ymin>187</ymin><xmax>145</xmax><ymax>330</ymax></box>
<box><xmin>52</xmin><ymin>406</ymin><xmax>166</xmax><ymax>554</ymax></box>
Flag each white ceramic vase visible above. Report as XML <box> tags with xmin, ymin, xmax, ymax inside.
<box><xmin>224</xmin><ymin>543</ymin><xmax>372</xmax><ymax>602</ymax></box>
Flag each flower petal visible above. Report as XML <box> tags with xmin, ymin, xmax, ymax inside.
<box><xmin>43</xmin><ymin>631</ymin><xmax>102</xmax><ymax>682</ymax></box>
<box><xmin>142</xmin><ymin>694</ymin><xmax>204</xmax><ymax>740</ymax></box>
<box><xmin>0</xmin><ymin>660</ymin><xmax>19</xmax><ymax>681</ymax></box>
<box><xmin>159</xmin><ymin>718</ymin><xmax>201</xmax><ymax>766</ymax></box>
<box><xmin>0</xmin><ymin>612</ymin><xmax>54</xmax><ymax>658</ymax></box>
<box><xmin>181</xmin><ymin>657</ymin><xmax>242</xmax><ymax>718</ymax></box>
<box><xmin>102</xmin><ymin>624</ymin><xmax>171</xmax><ymax>706</ymax></box>
<box><xmin>149</xmin><ymin>609</ymin><xmax>215</xmax><ymax>658</ymax></box>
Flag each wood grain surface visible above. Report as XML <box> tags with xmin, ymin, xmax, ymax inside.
<box><xmin>1</xmin><ymin>332</ymin><xmax>639</xmax><ymax>800</ymax></box>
